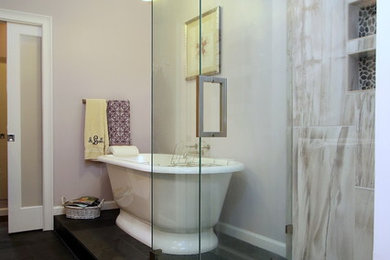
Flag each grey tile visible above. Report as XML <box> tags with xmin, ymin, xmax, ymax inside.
<box><xmin>288</xmin><ymin>0</ymin><xmax>348</xmax><ymax>127</ymax></box>
<box><xmin>292</xmin><ymin>127</ymin><xmax>356</xmax><ymax>260</ymax></box>
<box><xmin>355</xmin><ymin>142</ymin><xmax>375</xmax><ymax>188</ymax></box>
<box><xmin>289</xmin><ymin>0</ymin><xmax>375</xmax><ymax>259</ymax></box>
<box><xmin>352</xmin><ymin>92</ymin><xmax>375</xmax><ymax>188</ymax></box>
<box><xmin>354</xmin><ymin>188</ymin><xmax>374</xmax><ymax>260</ymax></box>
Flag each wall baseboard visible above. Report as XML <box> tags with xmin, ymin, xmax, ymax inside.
<box><xmin>0</xmin><ymin>207</ymin><xmax>7</xmax><ymax>216</ymax></box>
<box><xmin>215</xmin><ymin>222</ymin><xmax>286</xmax><ymax>258</ymax></box>
<box><xmin>53</xmin><ymin>200</ymin><xmax>119</xmax><ymax>216</ymax></box>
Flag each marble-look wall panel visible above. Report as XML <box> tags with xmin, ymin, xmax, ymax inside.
<box><xmin>356</xmin><ymin>91</ymin><xmax>375</xmax><ymax>188</ymax></box>
<box><xmin>356</xmin><ymin>142</ymin><xmax>375</xmax><ymax>188</ymax></box>
<box><xmin>354</xmin><ymin>188</ymin><xmax>374</xmax><ymax>260</ymax></box>
<box><xmin>289</xmin><ymin>0</ymin><xmax>375</xmax><ymax>259</ymax></box>
<box><xmin>293</xmin><ymin>127</ymin><xmax>356</xmax><ymax>260</ymax></box>
<box><xmin>344</xmin><ymin>92</ymin><xmax>375</xmax><ymax>188</ymax></box>
<box><xmin>288</xmin><ymin>0</ymin><xmax>350</xmax><ymax>127</ymax></box>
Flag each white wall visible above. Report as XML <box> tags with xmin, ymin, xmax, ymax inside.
<box><xmin>153</xmin><ymin>0</ymin><xmax>288</xmax><ymax>248</ymax></box>
<box><xmin>209</xmin><ymin>0</ymin><xmax>288</xmax><ymax>245</ymax></box>
<box><xmin>0</xmin><ymin>0</ymin><xmax>151</xmax><ymax>205</ymax></box>
<box><xmin>373</xmin><ymin>1</ymin><xmax>390</xmax><ymax>259</ymax></box>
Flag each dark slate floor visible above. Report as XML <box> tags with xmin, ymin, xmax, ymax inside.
<box><xmin>55</xmin><ymin>209</ymin><xmax>286</xmax><ymax>260</ymax></box>
<box><xmin>0</xmin><ymin>220</ymin><xmax>76</xmax><ymax>260</ymax></box>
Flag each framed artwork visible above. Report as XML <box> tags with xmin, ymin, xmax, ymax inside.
<box><xmin>185</xmin><ymin>7</ymin><xmax>220</xmax><ymax>80</ymax></box>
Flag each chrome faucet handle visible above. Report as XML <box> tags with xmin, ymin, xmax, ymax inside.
<box><xmin>201</xmin><ymin>144</ymin><xmax>211</xmax><ymax>150</ymax></box>
<box><xmin>186</xmin><ymin>143</ymin><xmax>198</xmax><ymax>149</ymax></box>
<box><xmin>186</xmin><ymin>143</ymin><xmax>211</xmax><ymax>150</ymax></box>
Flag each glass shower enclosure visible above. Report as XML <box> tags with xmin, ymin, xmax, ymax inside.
<box><xmin>151</xmin><ymin>0</ymin><xmax>291</xmax><ymax>259</ymax></box>
<box><xmin>151</xmin><ymin>0</ymin><xmax>376</xmax><ymax>259</ymax></box>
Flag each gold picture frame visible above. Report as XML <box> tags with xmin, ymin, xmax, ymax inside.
<box><xmin>185</xmin><ymin>7</ymin><xmax>220</xmax><ymax>80</ymax></box>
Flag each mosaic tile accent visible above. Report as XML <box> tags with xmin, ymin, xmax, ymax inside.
<box><xmin>358</xmin><ymin>4</ymin><xmax>376</xmax><ymax>38</ymax></box>
<box><xmin>358</xmin><ymin>54</ymin><xmax>376</xmax><ymax>90</ymax></box>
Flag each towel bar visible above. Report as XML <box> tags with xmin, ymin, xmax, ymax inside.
<box><xmin>82</xmin><ymin>99</ymin><xmax>109</xmax><ymax>104</ymax></box>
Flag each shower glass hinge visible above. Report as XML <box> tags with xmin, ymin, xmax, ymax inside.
<box><xmin>149</xmin><ymin>249</ymin><xmax>162</xmax><ymax>260</ymax></box>
<box><xmin>285</xmin><ymin>224</ymin><xmax>293</xmax><ymax>234</ymax></box>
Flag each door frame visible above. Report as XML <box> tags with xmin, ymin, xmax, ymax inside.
<box><xmin>0</xmin><ymin>9</ymin><xmax>53</xmax><ymax>231</ymax></box>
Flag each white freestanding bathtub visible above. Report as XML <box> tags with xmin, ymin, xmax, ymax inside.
<box><xmin>97</xmin><ymin>153</ymin><xmax>244</xmax><ymax>255</ymax></box>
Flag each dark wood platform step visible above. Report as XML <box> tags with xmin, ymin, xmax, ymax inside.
<box><xmin>54</xmin><ymin>209</ymin><xmax>150</xmax><ymax>260</ymax></box>
<box><xmin>54</xmin><ymin>209</ymin><xmax>285</xmax><ymax>260</ymax></box>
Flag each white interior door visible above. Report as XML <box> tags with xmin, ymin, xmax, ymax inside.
<box><xmin>7</xmin><ymin>22</ymin><xmax>43</xmax><ymax>233</ymax></box>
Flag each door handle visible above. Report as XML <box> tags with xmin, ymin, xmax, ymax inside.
<box><xmin>0</xmin><ymin>133</ymin><xmax>5</xmax><ymax>139</ymax></box>
<box><xmin>7</xmin><ymin>134</ymin><xmax>15</xmax><ymax>142</ymax></box>
<box><xmin>196</xmin><ymin>75</ymin><xmax>227</xmax><ymax>137</ymax></box>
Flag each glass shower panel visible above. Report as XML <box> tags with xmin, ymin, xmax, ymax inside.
<box><xmin>152</xmin><ymin>0</ymin><xmax>374</xmax><ymax>258</ymax></box>
<box><xmin>152</xmin><ymin>0</ymin><xmax>291</xmax><ymax>259</ymax></box>
<box><xmin>199</xmin><ymin>0</ymin><xmax>291</xmax><ymax>259</ymax></box>
<box><xmin>151</xmin><ymin>0</ymin><xmax>202</xmax><ymax>257</ymax></box>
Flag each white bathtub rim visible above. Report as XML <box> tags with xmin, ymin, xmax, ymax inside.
<box><xmin>97</xmin><ymin>153</ymin><xmax>244</xmax><ymax>174</ymax></box>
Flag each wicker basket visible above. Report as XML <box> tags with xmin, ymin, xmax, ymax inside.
<box><xmin>62</xmin><ymin>197</ymin><xmax>104</xmax><ymax>219</ymax></box>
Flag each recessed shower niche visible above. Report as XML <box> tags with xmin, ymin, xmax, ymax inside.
<box><xmin>347</xmin><ymin>0</ymin><xmax>376</xmax><ymax>91</ymax></box>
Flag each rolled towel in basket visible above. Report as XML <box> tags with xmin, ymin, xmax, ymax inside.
<box><xmin>108</xmin><ymin>145</ymin><xmax>139</xmax><ymax>157</ymax></box>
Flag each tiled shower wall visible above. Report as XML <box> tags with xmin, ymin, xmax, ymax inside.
<box><xmin>288</xmin><ymin>0</ymin><xmax>375</xmax><ymax>259</ymax></box>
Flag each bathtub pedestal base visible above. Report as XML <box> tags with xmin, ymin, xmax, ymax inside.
<box><xmin>153</xmin><ymin>227</ymin><xmax>218</xmax><ymax>255</ymax></box>
<box><xmin>116</xmin><ymin>210</ymin><xmax>152</xmax><ymax>247</ymax></box>
<box><xmin>115</xmin><ymin>210</ymin><xmax>218</xmax><ymax>255</ymax></box>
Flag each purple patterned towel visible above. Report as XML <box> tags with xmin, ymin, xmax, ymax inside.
<box><xmin>107</xmin><ymin>100</ymin><xmax>131</xmax><ymax>146</ymax></box>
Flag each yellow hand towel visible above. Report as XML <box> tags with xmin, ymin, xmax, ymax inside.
<box><xmin>84</xmin><ymin>99</ymin><xmax>109</xmax><ymax>160</ymax></box>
